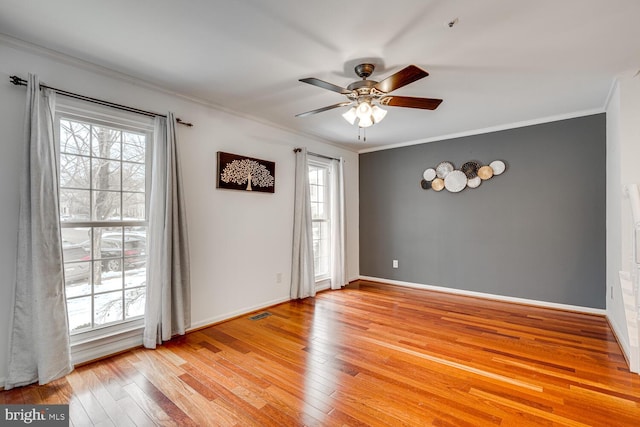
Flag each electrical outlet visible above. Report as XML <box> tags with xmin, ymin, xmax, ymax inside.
<box><xmin>392</xmin><ymin>260</ymin><xmax>398</xmax><ymax>269</ymax></box>
<box><xmin>610</xmin><ymin>285</ymin><xmax>613</xmax><ymax>299</ymax></box>
<box><xmin>276</xmin><ymin>273</ymin><xmax>282</xmax><ymax>284</ymax></box>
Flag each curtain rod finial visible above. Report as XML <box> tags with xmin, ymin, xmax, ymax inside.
<box><xmin>176</xmin><ymin>118</ymin><xmax>193</xmax><ymax>127</ymax></box>
<box><xmin>10</xmin><ymin>75</ymin><xmax>26</xmax><ymax>86</ymax></box>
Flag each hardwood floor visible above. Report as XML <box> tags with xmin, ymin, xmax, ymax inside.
<box><xmin>3</xmin><ymin>280</ymin><xmax>640</xmax><ymax>426</ymax></box>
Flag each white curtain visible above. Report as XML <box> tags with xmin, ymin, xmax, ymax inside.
<box><xmin>5</xmin><ymin>74</ymin><xmax>73</xmax><ymax>389</ymax></box>
<box><xmin>330</xmin><ymin>158</ymin><xmax>346</xmax><ymax>289</ymax></box>
<box><xmin>291</xmin><ymin>148</ymin><xmax>316</xmax><ymax>299</ymax></box>
<box><xmin>143</xmin><ymin>113</ymin><xmax>191</xmax><ymax>349</ymax></box>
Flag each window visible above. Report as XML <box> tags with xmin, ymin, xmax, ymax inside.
<box><xmin>57</xmin><ymin>101</ymin><xmax>153</xmax><ymax>335</ymax></box>
<box><xmin>309</xmin><ymin>159</ymin><xmax>331</xmax><ymax>282</ymax></box>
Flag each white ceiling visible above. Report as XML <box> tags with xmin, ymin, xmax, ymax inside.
<box><xmin>1</xmin><ymin>0</ymin><xmax>639</xmax><ymax>151</ymax></box>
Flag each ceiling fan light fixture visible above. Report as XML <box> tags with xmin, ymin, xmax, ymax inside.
<box><xmin>371</xmin><ymin>105</ymin><xmax>387</xmax><ymax>123</ymax></box>
<box><xmin>342</xmin><ymin>106</ymin><xmax>357</xmax><ymax>125</ymax></box>
<box><xmin>358</xmin><ymin>115</ymin><xmax>374</xmax><ymax>128</ymax></box>
<box><xmin>356</xmin><ymin>101</ymin><xmax>372</xmax><ymax>119</ymax></box>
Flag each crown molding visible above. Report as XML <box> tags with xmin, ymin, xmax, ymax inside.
<box><xmin>0</xmin><ymin>33</ymin><xmax>355</xmax><ymax>153</ymax></box>
<box><xmin>357</xmin><ymin>108</ymin><xmax>605</xmax><ymax>154</ymax></box>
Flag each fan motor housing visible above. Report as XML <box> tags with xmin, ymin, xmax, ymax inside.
<box><xmin>354</xmin><ymin>63</ymin><xmax>375</xmax><ymax>79</ymax></box>
<box><xmin>347</xmin><ymin>79</ymin><xmax>377</xmax><ymax>93</ymax></box>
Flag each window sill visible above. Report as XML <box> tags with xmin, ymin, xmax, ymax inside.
<box><xmin>70</xmin><ymin>320</ymin><xmax>144</xmax><ymax>365</ymax></box>
<box><xmin>315</xmin><ymin>277</ymin><xmax>331</xmax><ymax>291</ymax></box>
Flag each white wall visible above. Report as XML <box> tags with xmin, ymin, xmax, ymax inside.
<box><xmin>0</xmin><ymin>38</ymin><xmax>359</xmax><ymax>381</ymax></box>
<box><xmin>606</xmin><ymin>71</ymin><xmax>640</xmax><ymax>368</ymax></box>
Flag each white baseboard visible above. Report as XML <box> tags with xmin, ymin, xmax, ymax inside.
<box><xmin>607</xmin><ymin>314</ymin><xmax>635</xmax><ymax>372</ymax></box>
<box><xmin>358</xmin><ymin>276</ymin><xmax>606</xmax><ymax>316</ymax></box>
<box><xmin>188</xmin><ymin>296</ymin><xmax>291</xmax><ymax>331</ymax></box>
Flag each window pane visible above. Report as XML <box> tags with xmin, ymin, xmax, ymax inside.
<box><xmin>94</xmin><ymin>261</ymin><xmax>123</xmax><ymax>293</ymax></box>
<box><xmin>125</xmin><ymin>288</ymin><xmax>145</xmax><ymax>319</ymax></box>
<box><xmin>308</xmin><ymin>168</ymin><xmax>318</xmax><ymax>185</ymax></box>
<box><xmin>124</xmin><ymin>231</ymin><xmax>147</xmax><ymax>262</ymax></box>
<box><xmin>125</xmin><ymin>226</ymin><xmax>146</xmax><ymax>245</ymax></box>
<box><xmin>62</xmin><ymin>226</ymin><xmax>92</xmax><ymax>295</ymax></box>
<box><xmin>60</xmin><ymin>119</ymin><xmax>90</xmax><ymax>156</ymax></box>
<box><xmin>65</xmin><ymin>270</ymin><xmax>91</xmax><ymax>298</ymax></box>
<box><xmin>62</xmin><ymin>228</ymin><xmax>91</xmax><ymax>258</ymax></box>
<box><xmin>60</xmin><ymin>189</ymin><xmax>90</xmax><ymax>222</ymax></box>
<box><xmin>122</xmin><ymin>132</ymin><xmax>146</xmax><ymax>163</ymax></box>
<box><xmin>123</xmin><ymin>192</ymin><xmax>145</xmax><ymax>220</ymax></box>
<box><xmin>95</xmin><ymin>227</ymin><xmax>122</xmax><ymax>260</ymax></box>
<box><xmin>94</xmin><ymin>292</ymin><xmax>123</xmax><ymax>326</ymax></box>
<box><xmin>309</xmin><ymin>183</ymin><xmax>317</xmax><ymax>201</ymax></box>
<box><xmin>315</xmin><ymin>256</ymin><xmax>329</xmax><ymax>277</ymax></box>
<box><xmin>316</xmin><ymin>200</ymin><xmax>325</xmax><ymax>219</ymax></box>
<box><xmin>92</xmin><ymin>126</ymin><xmax>121</xmax><ymax>160</ymax></box>
<box><xmin>124</xmin><ymin>227</ymin><xmax>147</xmax><ymax>269</ymax></box>
<box><xmin>122</xmin><ymin>162</ymin><xmax>145</xmax><ymax>192</ymax></box>
<box><xmin>124</xmin><ymin>259</ymin><xmax>146</xmax><ymax>289</ymax></box>
<box><xmin>312</xmin><ymin>220</ymin><xmax>330</xmax><ymax>277</ymax></box>
<box><xmin>93</xmin><ymin>158</ymin><xmax>121</xmax><ymax>191</ymax></box>
<box><xmin>60</xmin><ymin>154</ymin><xmax>90</xmax><ymax>189</ymax></box>
<box><xmin>93</xmin><ymin>190</ymin><xmax>121</xmax><ymax>220</ymax></box>
<box><xmin>67</xmin><ymin>296</ymin><xmax>92</xmax><ymax>332</ymax></box>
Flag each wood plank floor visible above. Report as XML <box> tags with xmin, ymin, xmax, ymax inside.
<box><xmin>3</xmin><ymin>280</ymin><xmax>640</xmax><ymax>426</ymax></box>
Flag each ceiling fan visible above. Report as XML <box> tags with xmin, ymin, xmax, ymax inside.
<box><xmin>296</xmin><ymin>63</ymin><xmax>442</xmax><ymax>128</ymax></box>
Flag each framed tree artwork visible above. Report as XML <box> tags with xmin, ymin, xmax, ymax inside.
<box><xmin>216</xmin><ymin>151</ymin><xmax>276</xmax><ymax>193</ymax></box>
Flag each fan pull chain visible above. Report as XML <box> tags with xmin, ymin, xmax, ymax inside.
<box><xmin>358</xmin><ymin>127</ymin><xmax>367</xmax><ymax>142</ymax></box>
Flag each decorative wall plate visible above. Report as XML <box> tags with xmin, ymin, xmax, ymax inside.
<box><xmin>423</xmin><ymin>168</ymin><xmax>436</xmax><ymax>181</ymax></box>
<box><xmin>435</xmin><ymin>161</ymin><xmax>454</xmax><ymax>179</ymax></box>
<box><xmin>444</xmin><ymin>170</ymin><xmax>467</xmax><ymax>193</ymax></box>
<box><xmin>467</xmin><ymin>176</ymin><xmax>482</xmax><ymax>188</ymax></box>
<box><xmin>461</xmin><ymin>161</ymin><xmax>479</xmax><ymax>178</ymax></box>
<box><xmin>490</xmin><ymin>160</ymin><xmax>506</xmax><ymax>175</ymax></box>
<box><xmin>477</xmin><ymin>165</ymin><xmax>494</xmax><ymax>180</ymax></box>
<box><xmin>431</xmin><ymin>178</ymin><xmax>445</xmax><ymax>191</ymax></box>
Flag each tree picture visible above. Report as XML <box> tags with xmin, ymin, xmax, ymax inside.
<box><xmin>217</xmin><ymin>152</ymin><xmax>275</xmax><ymax>193</ymax></box>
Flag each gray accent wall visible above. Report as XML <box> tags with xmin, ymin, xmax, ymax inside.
<box><xmin>359</xmin><ymin>114</ymin><xmax>606</xmax><ymax>308</ymax></box>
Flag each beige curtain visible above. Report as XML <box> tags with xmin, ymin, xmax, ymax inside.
<box><xmin>290</xmin><ymin>148</ymin><xmax>315</xmax><ymax>299</ymax></box>
<box><xmin>330</xmin><ymin>158</ymin><xmax>346</xmax><ymax>289</ymax></box>
<box><xmin>5</xmin><ymin>74</ymin><xmax>73</xmax><ymax>389</ymax></box>
<box><xmin>143</xmin><ymin>113</ymin><xmax>191</xmax><ymax>348</ymax></box>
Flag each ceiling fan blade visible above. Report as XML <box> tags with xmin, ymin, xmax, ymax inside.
<box><xmin>374</xmin><ymin>65</ymin><xmax>429</xmax><ymax>93</ymax></box>
<box><xmin>299</xmin><ymin>77</ymin><xmax>352</xmax><ymax>94</ymax></box>
<box><xmin>296</xmin><ymin>102</ymin><xmax>352</xmax><ymax>117</ymax></box>
<box><xmin>379</xmin><ymin>96</ymin><xmax>442</xmax><ymax>110</ymax></box>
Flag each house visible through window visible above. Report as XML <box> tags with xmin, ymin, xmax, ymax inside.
<box><xmin>309</xmin><ymin>159</ymin><xmax>331</xmax><ymax>283</ymax></box>
<box><xmin>57</xmin><ymin>101</ymin><xmax>153</xmax><ymax>334</ymax></box>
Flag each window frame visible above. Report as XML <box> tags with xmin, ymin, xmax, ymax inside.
<box><xmin>308</xmin><ymin>157</ymin><xmax>332</xmax><ymax>286</ymax></box>
<box><xmin>55</xmin><ymin>99</ymin><xmax>154</xmax><ymax>344</ymax></box>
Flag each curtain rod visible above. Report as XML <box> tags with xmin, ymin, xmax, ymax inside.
<box><xmin>9</xmin><ymin>75</ymin><xmax>193</xmax><ymax>127</ymax></box>
<box><xmin>293</xmin><ymin>148</ymin><xmax>340</xmax><ymax>161</ymax></box>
